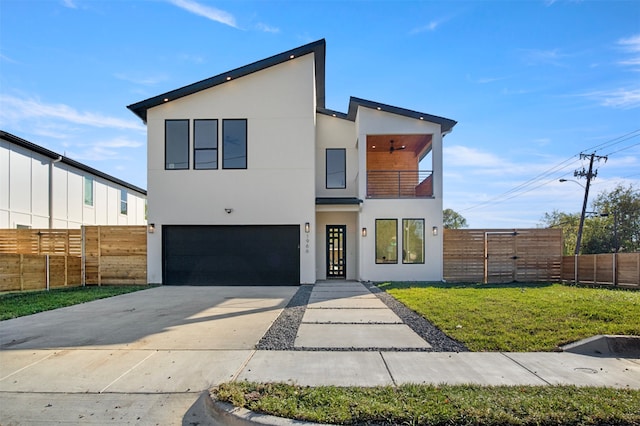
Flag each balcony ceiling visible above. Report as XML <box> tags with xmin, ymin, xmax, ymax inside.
<box><xmin>366</xmin><ymin>134</ymin><xmax>432</xmax><ymax>155</ymax></box>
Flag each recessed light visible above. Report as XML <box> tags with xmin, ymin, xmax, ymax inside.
<box><xmin>332</xmin><ymin>114</ymin><xmax>336</xmax><ymax>117</ymax></box>
<box><xmin>419</xmin><ymin>117</ymin><xmax>424</xmax><ymax>120</ymax></box>
<box><xmin>226</xmin><ymin>76</ymin><xmax>232</xmax><ymax>81</ymax></box>
<box><xmin>163</xmin><ymin>98</ymin><xmax>169</xmax><ymax>102</ymax></box>
<box><xmin>289</xmin><ymin>54</ymin><xmax>295</xmax><ymax>59</ymax></box>
<box><xmin>376</xmin><ymin>107</ymin><xmax>381</xmax><ymax>111</ymax></box>
<box><xmin>372</xmin><ymin>145</ymin><xmax>376</xmax><ymax>149</ymax></box>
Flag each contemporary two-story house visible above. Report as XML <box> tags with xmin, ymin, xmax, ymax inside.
<box><xmin>1</xmin><ymin>130</ymin><xmax>147</xmax><ymax>229</ymax></box>
<box><xmin>128</xmin><ymin>39</ymin><xmax>456</xmax><ymax>285</ymax></box>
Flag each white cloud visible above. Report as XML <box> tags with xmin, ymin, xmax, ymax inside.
<box><xmin>410</xmin><ymin>16</ymin><xmax>449</xmax><ymax>34</ymax></box>
<box><xmin>618</xmin><ymin>34</ymin><xmax>640</xmax><ymax>71</ymax></box>
<box><xmin>61</xmin><ymin>0</ymin><xmax>77</xmax><ymax>9</ymax></box>
<box><xmin>167</xmin><ymin>0</ymin><xmax>238</xmax><ymax>29</ymax></box>
<box><xmin>0</xmin><ymin>53</ymin><xmax>18</xmax><ymax>64</ymax></box>
<box><xmin>580</xmin><ymin>88</ymin><xmax>640</xmax><ymax>109</ymax></box>
<box><xmin>68</xmin><ymin>137</ymin><xmax>144</xmax><ymax>161</ymax></box>
<box><xmin>520</xmin><ymin>48</ymin><xmax>569</xmax><ymax>67</ymax></box>
<box><xmin>255</xmin><ymin>22</ymin><xmax>280</xmax><ymax>34</ymax></box>
<box><xmin>0</xmin><ymin>94</ymin><xmax>146</xmax><ymax>132</ymax></box>
<box><xmin>445</xmin><ymin>145</ymin><xmax>505</xmax><ymax>169</ymax></box>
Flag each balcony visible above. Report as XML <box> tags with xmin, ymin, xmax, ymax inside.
<box><xmin>367</xmin><ymin>170</ymin><xmax>433</xmax><ymax>198</ymax></box>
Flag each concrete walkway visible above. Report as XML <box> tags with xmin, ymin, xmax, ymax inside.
<box><xmin>0</xmin><ymin>282</ymin><xmax>639</xmax><ymax>425</ymax></box>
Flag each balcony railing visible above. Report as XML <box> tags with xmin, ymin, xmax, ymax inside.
<box><xmin>367</xmin><ymin>170</ymin><xmax>433</xmax><ymax>199</ymax></box>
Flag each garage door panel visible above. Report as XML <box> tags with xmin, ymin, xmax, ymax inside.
<box><xmin>163</xmin><ymin>225</ymin><xmax>300</xmax><ymax>285</ymax></box>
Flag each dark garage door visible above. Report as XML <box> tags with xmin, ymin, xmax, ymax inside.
<box><xmin>163</xmin><ymin>225</ymin><xmax>300</xmax><ymax>285</ymax></box>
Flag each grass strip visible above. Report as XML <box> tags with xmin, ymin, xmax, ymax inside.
<box><xmin>214</xmin><ymin>382</ymin><xmax>640</xmax><ymax>426</ymax></box>
<box><xmin>0</xmin><ymin>285</ymin><xmax>151</xmax><ymax>320</ymax></box>
<box><xmin>380</xmin><ymin>282</ymin><xmax>640</xmax><ymax>352</ymax></box>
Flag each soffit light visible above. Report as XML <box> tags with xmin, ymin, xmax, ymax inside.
<box><xmin>226</xmin><ymin>76</ymin><xmax>232</xmax><ymax>81</ymax></box>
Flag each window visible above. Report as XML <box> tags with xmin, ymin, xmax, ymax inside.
<box><xmin>402</xmin><ymin>219</ymin><xmax>425</xmax><ymax>264</ymax></box>
<box><xmin>165</xmin><ymin>119</ymin><xmax>189</xmax><ymax>170</ymax></box>
<box><xmin>375</xmin><ymin>219</ymin><xmax>397</xmax><ymax>264</ymax></box>
<box><xmin>326</xmin><ymin>148</ymin><xmax>346</xmax><ymax>189</ymax></box>
<box><xmin>120</xmin><ymin>189</ymin><xmax>128</xmax><ymax>215</ymax></box>
<box><xmin>84</xmin><ymin>176</ymin><xmax>93</xmax><ymax>206</ymax></box>
<box><xmin>222</xmin><ymin>119</ymin><xmax>247</xmax><ymax>169</ymax></box>
<box><xmin>194</xmin><ymin>119</ymin><xmax>218</xmax><ymax>169</ymax></box>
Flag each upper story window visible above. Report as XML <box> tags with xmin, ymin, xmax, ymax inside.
<box><xmin>165</xmin><ymin>119</ymin><xmax>189</xmax><ymax>170</ymax></box>
<box><xmin>120</xmin><ymin>189</ymin><xmax>128</xmax><ymax>215</ymax></box>
<box><xmin>194</xmin><ymin>119</ymin><xmax>218</xmax><ymax>170</ymax></box>
<box><xmin>326</xmin><ymin>148</ymin><xmax>346</xmax><ymax>189</ymax></box>
<box><xmin>222</xmin><ymin>119</ymin><xmax>247</xmax><ymax>169</ymax></box>
<box><xmin>84</xmin><ymin>176</ymin><xmax>94</xmax><ymax>206</ymax></box>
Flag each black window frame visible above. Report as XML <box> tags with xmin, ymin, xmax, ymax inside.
<box><xmin>194</xmin><ymin>119</ymin><xmax>218</xmax><ymax>170</ymax></box>
<box><xmin>402</xmin><ymin>218</ymin><xmax>425</xmax><ymax>264</ymax></box>
<box><xmin>165</xmin><ymin>119</ymin><xmax>190</xmax><ymax>170</ymax></box>
<box><xmin>375</xmin><ymin>219</ymin><xmax>398</xmax><ymax>264</ymax></box>
<box><xmin>222</xmin><ymin>119</ymin><xmax>247</xmax><ymax>169</ymax></box>
<box><xmin>326</xmin><ymin>148</ymin><xmax>346</xmax><ymax>189</ymax></box>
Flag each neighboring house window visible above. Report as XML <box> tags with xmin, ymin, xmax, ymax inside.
<box><xmin>120</xmin><ymin>189</ymin><xmax>128</xmax><ymax>215</ymax></box>
<box><xmin>165</xmin><ymin>119</ymin><xmax>189</xmax><ymax>170</ymax></box>
<box><xmin>194</xmin><ymin>119</ymin><xmax>218</xmax><ymax>169</ymax></box>
<box><xmin>326</xmin><ymin>148</ymin><xmax>346</xmax><ymax>189</ymax></box>
<box><xmin>222</xmin><ymin>119</ymin><xmax>247</xmax><ymax>169</ymax></box>
<box><xmin>375</xmin><ymin>219</ymin><xmax>397</xmax><ymax>264</ymax></box>
<box><xmin>84</xmin><ymin>176</ymin><xmax>94</xmax><ymax>206</ymax></box>
<box><xmin>402</xmin><ymin>219</ymin><xmax>425</xmax><ymax>264</ymax></box>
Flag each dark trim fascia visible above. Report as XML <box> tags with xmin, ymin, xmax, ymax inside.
<box><xmin>316</xmin><ymin>108</ymin><xmax>349</xmax><ymax>120</ymax></box>
<box><xmin>315</xmin><ymin>197</ymin><xmax>363</xmax><ymax>205</ymax></box>
<box><xmin>128</xmin><ymin>39</ymin><xmax>326</xmax><ymax>123</ymax></box>
<box><xmin>347</xmin><ymin>97</ymin><xmax>457</xmax><ymax>134</ymax></box>
<box><xmin>1</xmin><ymin>130</ymin><xmax>147</xmax><ymax>196</ymax></box>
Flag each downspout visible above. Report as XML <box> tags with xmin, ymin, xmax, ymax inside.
<box><xmin>49</xmin><ymin>156</ymin><xmax>63</xmax><ymax>229</ymax></box>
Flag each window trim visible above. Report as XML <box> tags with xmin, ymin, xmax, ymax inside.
<box><xmin>84</xmin><ymin>176</ymin><xmax>94</xmax><ymax>207</ymax></box>
<box><xmin>326</xmin><ymin>148</ymin><xmax>346</xmax><ymax>189</ymax></box>
<box><xmin>194</xmin><ymin>119</ymin><xmax>218</xmax><ymax>170</ymax></box>
<box><xmin>222</xmin><ymin>119</ymin><xmax>248</xmax><ymax>170</ymax></box>
<box><xmin>120</xmin><ymin>189</ymin><xmax>128</xmax><ymax>215</ymax></box>
<box><xmin>375</xmin><ymin>218</ymin><xmax>398</xmax><ymax>264</ymax></box>
<box><xmin>402</xmin><ymin>218</ymin><xmax>425</xmax><ymax>264</ymax></box>
<box><xmin>165</xmin><ymin>119</ymin><xmax>190</xmax><ymax>170</ymax></box>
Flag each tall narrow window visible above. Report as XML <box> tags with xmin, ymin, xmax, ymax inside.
<box><xmin>402</xmin><ymin>219</ymin><xmax>424</xmax><ymax>264</ymax></box>
<box><xmin>326</xmin><ymin>148</ymin><xmax>346</xmax><ymax>189</ymax></box>
<box><xmin>222</xmin><ymin>119</ymin><xmax>247</xmax><ymax>169</ymax></box>
<box><xmin>194</xmin><ymin>119</ymin><xmax>218</xmax><ymax>169</ymax></box>
<box><xmin>84</xmin><ymin>176</ymin><xmax>93</xmax><ymax>206</ymax></box>
<box><xmin>120</xmin><ymin>189</ymin><xmax>128</xmax><ymax>215</ymax></box>
<box><xmin>375</xmin><ymin>219</ymin><xmax>397</xmax><ymax>264</ymax></box>
<box><xmin>165</xmin><ymin>119</ymin><xmax>189</xmax><ymax>170</ymax></box>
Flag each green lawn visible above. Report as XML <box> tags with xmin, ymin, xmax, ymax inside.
<box><xmin>0</xmin><ymin>285</ymin><xmax>151</xmax><ymax>320</ymax></box>
<box><xmin>380</xmin><ymin>282</ymin><xmax>640</xmax><ymax>352</ymax></box>
<box><xmin>214</xmin><ymin>382</ymin><xmax>640</xmax><ymax>426</ymax></box>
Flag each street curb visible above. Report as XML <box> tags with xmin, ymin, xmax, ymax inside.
<box><xmin>207</xmin><ymin>393</ymin><xmax>329</xmax><ymax>425</ymax></box>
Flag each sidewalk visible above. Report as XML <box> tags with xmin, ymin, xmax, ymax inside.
<box><xmin>236</xmin><ymin>281</ymin><xmax>640</xmax><ymax>388</ymax></box>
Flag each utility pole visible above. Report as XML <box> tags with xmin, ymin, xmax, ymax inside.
<box><xmin>574</xmin><ymin>152</ymin><xmax>607</xmax><ymax>255</ymax></box>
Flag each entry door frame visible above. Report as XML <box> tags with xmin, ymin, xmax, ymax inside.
<box><xmin>326</xmin><ymin>225</ymin><xmax>346</xmax><ymax>278</ymax></box>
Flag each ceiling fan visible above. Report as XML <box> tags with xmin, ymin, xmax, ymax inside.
<box><xmin>389</xmin><ymin>140</ymin><xmax>406</xmax><ymax>154</ymax></box>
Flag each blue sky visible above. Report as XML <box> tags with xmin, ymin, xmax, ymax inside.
<box><xmin>1</xmin><ymin>0</ymin><xmax>639</xmax><ymax>228</ymax></box>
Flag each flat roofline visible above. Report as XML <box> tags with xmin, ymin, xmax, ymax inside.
<box><xmin>1</xmin><ymin>130</ymin><xmax>147</xmax><ymax>196</ymax></box>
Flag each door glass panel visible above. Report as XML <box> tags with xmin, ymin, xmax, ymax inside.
<box><xmin>327</xmin><ymin>225</ymin><xmax>346</xmax><ymax>278</ymax></box>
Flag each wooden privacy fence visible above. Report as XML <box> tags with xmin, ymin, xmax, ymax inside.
<box><xmin>443</xmin><ymin>228</ymin><xmax>563</xmax><ymax>283</ymax></box>
<box><xmin>561</xmin><ymin>253</ymin><xmax>640</xmax><ymax>288</ymax></box>
<box><xmin>0</xmin><ymin>226</ymin><xmax>146</xmax><ymax>292</ymax></box>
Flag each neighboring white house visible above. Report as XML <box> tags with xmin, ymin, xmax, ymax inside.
<box><xmin>0</xmin><ymin>130</ymin><xmax>147</xmax><ymax>229</ymax></box>
<box><xmin>128</xmin><ymin>39</ymin><xmax>456</xmax><ymax>285</ymax></box>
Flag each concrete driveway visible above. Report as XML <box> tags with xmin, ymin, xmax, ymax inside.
<box><xmin>0</xmin><ymin>285</ymin><xmax>297</xmax><ymax>425</ymax></box>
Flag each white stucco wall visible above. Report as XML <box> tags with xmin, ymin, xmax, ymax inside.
<box><xmin>315</xmin><ymin>114</ymin><xmax>357</xmax><ymax>197</ymax></box>
<box><xmin>146</xmin><ymin>53</ymin><xmax>318</xmax><ymax>284</ymax></box>
<box><xmin>355</xmin><ymin>107</ymin><xmax>445</xmax><ymax>282</ymax></box>
<box><xmin>0</xmin><ymin>137</ymin><xmax>147</xmax><ymax>229</ymax></box>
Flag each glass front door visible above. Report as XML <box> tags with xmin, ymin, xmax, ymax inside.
<box><xmin>326</xmin><ymin>225</ymin><xmax>346</xmax><ymax>278</ymax></box>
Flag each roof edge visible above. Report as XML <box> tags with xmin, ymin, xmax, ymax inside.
<box><xmin>127</xmin><ymin>39</ymin><xmax>326</xmax><ymax>122</ymax></box>
<box><xmin>0</xmin><ymin>130</ymin><xmax>147</xmax><ymax>196</ymax></box>
<box><xmin>348</xmin><ymin>97</ymin><xmax>457</xmax><ymax>133</ymax></box>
